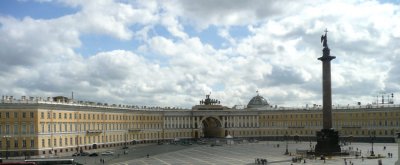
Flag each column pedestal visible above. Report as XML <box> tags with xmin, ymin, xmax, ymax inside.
<box><xmin>315</xmin><ymin>129</ymin><xmax>341</xmax><ymax>154</ymax></box>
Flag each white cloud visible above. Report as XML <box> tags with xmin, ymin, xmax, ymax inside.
<box><xmin>1</xmin><ymin>0</ymin><xmax>400</xmax><ymax>108</ymax></box>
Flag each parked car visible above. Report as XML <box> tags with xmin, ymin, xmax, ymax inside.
<box><xmin>80</xmin><ymin>152</ymin><xmax>89</xmax><ymax>156</ymax></box>
<box><xmin>89</xmin><ymin>153</ymin><xmax>98</xmax><ymax>157</ymax></box>
<box><xmin>72</xmin><ymin>153</ymin><xmax>80</xmax><ymax>156</ymax></box>
<box><xmin>101</xmin><ymin>151</ymin><xmax>114</xmax><ymax>156</ymax></box>
<box><xmin>122</xmin><ymin>146</ymin><xmax>128</xmax><ymax>149</ymax></box>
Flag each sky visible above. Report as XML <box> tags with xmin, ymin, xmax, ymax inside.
<box><xmin>0</xmin><ymin>0</ymin><xmax>400</xmax><ymax>108</ymax></box>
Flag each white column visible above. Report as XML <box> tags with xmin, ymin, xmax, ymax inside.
<box><xmin>222</xmin><ymin>117</ymin><xmax>226</xmax><ymax>128</ymax></box>
<box><xmin>256</xmin><ymin>116</ymin><xmax>259</xmax><ymax>127</ymax></box>
<box><xmin>252</xmin><ymin>116</ymin><xmax>255</xmax><ymax>127</ymax></box>
<box><xmin>177</xmin><ymin>117</ymin><xmax>180</xmax><ymax>129</ymax></box>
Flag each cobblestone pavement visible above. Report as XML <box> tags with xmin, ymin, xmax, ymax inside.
<box><xmin>99</xmin><ymin>141</ymin><xmax>397</xmax><ymax>165</ymax></box>
<box><xmin>4</xmin><ymin>141</ymin><xmax>396</xmax><ymax>165</ymax></box>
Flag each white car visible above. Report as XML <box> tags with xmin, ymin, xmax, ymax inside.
<box><xmin>101</xmin><ymin>151</ymin><xmax>114</xmax><ymax>156</ymax></box>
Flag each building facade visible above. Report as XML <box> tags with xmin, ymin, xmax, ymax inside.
<box><xmin>0</xmin><ymin>95</ymin><xmax>399</xmax><ymax>157</ymax></box>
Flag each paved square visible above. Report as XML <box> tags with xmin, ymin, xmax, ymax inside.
<box><xmin>97</xmin><ymin>141</ymin><xmax>398</xmax><ymax>165</ymax></box>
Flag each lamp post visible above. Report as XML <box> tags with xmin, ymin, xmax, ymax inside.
<box><xmin>76</xmin><ymin>135</ymin><xmax>79</xmax><ymax>153</ymax></box>
<box><xmin>284</xmin><ymin>132</ymin><xmax>289</xmax><ymax>155</ymax></box>
<box><xmin>4</xmin><ymin>135</ymin><xmax>11</xmax><ymax>159</ymax></box>
<box><xmin>124</xmin><ymin>133</ymin><xmax>127</xmax><ymax>148</ymax></box>
<box><xmin>395</xmin><ymin>132</ymin><xmax>400</xmax><ymax>165</ymax></box>
<box><xmin>370</xmin><ymin>131</ymin><xmax>376</xmax><ymax>157</ymax></box>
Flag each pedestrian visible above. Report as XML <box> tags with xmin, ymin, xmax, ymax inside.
<box><xmin>147</xmin><ymin>154</ymin><xmax>149</xmax><ymax>158</ymax></box>
<box><xmin>100</xmin><ymin>158</ymin><xmax>102</xmax><ymax>163</ymax></box>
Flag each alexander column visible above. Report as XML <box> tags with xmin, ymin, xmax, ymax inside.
<box><xmin>315</xmin><ymin>29</ymin><xmax>341</xmax><ymax>154</ymax></box>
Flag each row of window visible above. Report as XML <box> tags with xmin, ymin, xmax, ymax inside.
<box><xmin>262</xmin><ymin>111</ymin><xmax>400</xmax><ymax>120</ymax></box>
<box><xmin>40</xmin><ymin>111</ymin><xmax>161</xmax><ymax>121</ymax></box>
<box><xmin>0</xmin><ymin>112</ymin><xmax>34</xmax><ymax>119</ymax></box>
<box><xmin>0</xmin><ymin>124</ymin><xmax>35</xmax><ymax>134</ymax></box>
<box><xmin>0</xmin><ymin>139</ymin><xmax>34</xmax><ymax>149</ymax></box>
<box><xmin>39</xmin><ymin>132</ymin><xmax>167</xmax><ymax>148</ymax></box>
<box><xmin>262</xmin><ymin>120</ymin><xmax>400</xmax><ymax>127</ymax></box>
<box><xmin>40</xmin><ymin>122</ymin><xmax>161</xmax><ymax>133</ymax></box>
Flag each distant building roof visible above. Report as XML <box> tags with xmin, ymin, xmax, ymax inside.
<box><xmin>247</xmin><ymin>94</ymin><xmax>269</xmax><ymax>108</ymax></box>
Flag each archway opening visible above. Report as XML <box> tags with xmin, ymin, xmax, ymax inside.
<box><xmin>202</xmin><ymin>117</ymin><xmax>223</xmax><ymax>138</ymax></box>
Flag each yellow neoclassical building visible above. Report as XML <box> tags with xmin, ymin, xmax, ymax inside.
<box><xmin>0</xmin><ymin>94</ymin><xmax>399</xmax><ymax>157</ymax></box>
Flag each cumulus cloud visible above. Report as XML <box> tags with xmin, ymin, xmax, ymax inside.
<box><xmin>1</xmin><ymin>0</ymin><xmax>400</xmax><ymax>108</ymax></box>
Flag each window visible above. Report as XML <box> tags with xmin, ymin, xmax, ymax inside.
<box><xmin>0</xmin><ymin>112</ymin><xmax>2</xmax><ymax>118</ymax></box>
<box><xmin>59</xmin><ymin>113</ymin><xmax>61</xmax><ymax>119</ymax></box>
<box><xmin>69</xmin><ymin>113</ymin><xmax>72</xmax><ymax>119</ymax></box>
<box><xmin>14</xmin><ymin>139</ymin><xmax>18</xmax><ymax>147</ymax></box>
<box><xmin>31</xmin><ymin>139</ymin><xmax>34</xmax><ymax>147</ymax></box>
<box><xmin>6</xmin><ymin>112</ymin><xmax>9</xmax><ymax>118</ymax></box>
<box><xmin>6</xmin><ymin>139</ymin><xmax>10</xmax><ymax>148</ymax></box>
<box><xmin>14</xmin><ymin>124</ymin><xmax>18</xmax><ymax>134</ymax></box>
<box><xmin>53</xmin><ymin>113</ymin><xmax>55</xmax><ymax>119</ymax></box>
<box><xmin>65</xmin><ymin>138</ymin><xmax>68</xmax><ymax>146</ymax></box>
<box><xmin>41</xmin><ymin>123</ymin><xmax>44</xmax><ymax>133</ymax></box>
<box><xmin>48</xmin><ymin>139</ymin><xmax>50</xmax><ymax>147</ymax></box>
<box><xmin>22</xmin><ymin>124</ymin><xmax>26</xmax><ymax>134</ymax></box>
<box><xmin>42</xmin><ymin>139</ymin><xmax>45</xmax><ymax>147</ymax></box>
<box><xmin>14</xmin><ymin>112</ymin><xmax>18</xmax><ymax>118</ymax></box>
<box><xmin>6</xmin><ymin>124</ymin><xmax>10</xmax><ymax>134</ymax></box>
<box><xmin>54</xmin><ymin>139</ymin><xmax>57</xmax><ymax>146</ymax></box>
<box><xmin>47</xmin><ymin>112</ymin><xmax>50</xmax><ymax>119</ymax></box>
<box><xmin>60</xmin><ymin>138</ymin><xmax>62</xmax><ymax>146</ymax></box>
<box><xmin>23</xmin><ymin>139</ymin><xmax>27</xmax><ymax>148</ymax></box>
<box><xmin>30</xmin><ymin>123</ymin><xmax>34</xmax><ymax>134</ymax></box>
<box><xmin>64</xmin><ymin>113</ymin><xmax>67</xmax><ymax>119</ymax></box>
<box><xmin>41</xmin><ymin>112</ymin><xmax>44</xmax><ymax>119</ymax></box>
<box><xmin>22</xmin><ymin>112</ymin><xmax>26</xmax><ymax>118</ymax></box>
<box><xmin>30</xmin><ymin>112</ymin><xmax>34</xmax><ymax>118</ymax></box>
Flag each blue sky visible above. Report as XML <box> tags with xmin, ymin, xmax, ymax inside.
<box><xmin>1</xmin><ymin>0</ymin><xmax>400</xmax><ymax>108</ymax></box>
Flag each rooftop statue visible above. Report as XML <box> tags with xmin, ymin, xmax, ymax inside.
<box><xmin>321</xmin><ymin>28</ymin><xmax>329</xmax><ymax>48</ymax></box>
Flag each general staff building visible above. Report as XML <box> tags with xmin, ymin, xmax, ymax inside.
<box><xmin>0</xmin><ymin>94</ymin><xmax>399</xmax><ymax>157</ymax></box>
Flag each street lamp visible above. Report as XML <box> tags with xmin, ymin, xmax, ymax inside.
<box><xmin>76</xmin><ymin>135</ymin><xmax>79</xmax><ymax>153</ymax></box>
<box><xmin>370</xmin><ymin>131</ymin><xmax>376</xmax><ymax>157</ymax></box>
<box><xmin>3</xmin><ymin>135</ymin><xmax>11</xmax><ymax>159</ymax></box>
<box><xmin>284</xmin><ymin>132</ymin><xmax>289</xmax><ymax>155</ymax></box>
